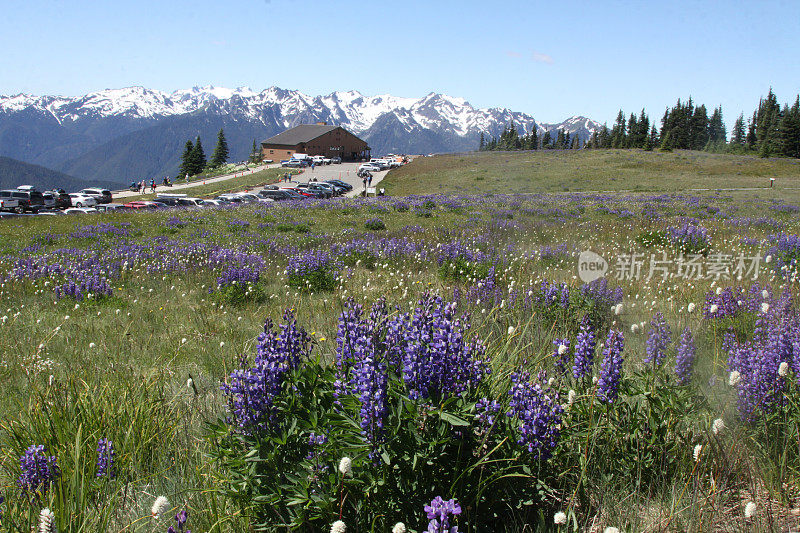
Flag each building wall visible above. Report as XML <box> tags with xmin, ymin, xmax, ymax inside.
<box><xmin>260</xmin><ymin>127</ymin><xmax>370</xmax><ymax>161</ymax></box>
<box><xmin>260</xmin><ymin>145</ymin><xmax>299</xmax><ymax>161</ymax></box>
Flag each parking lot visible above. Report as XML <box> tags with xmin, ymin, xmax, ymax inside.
<box><xmin>0</xmin><ymin>159</ymin><xmax>396</xmax><ymax>218</ymax></box>
<box><xmin>282</xmin><ymin>162</ymin><xmax>389</xmax><ymax>197</ymax></box>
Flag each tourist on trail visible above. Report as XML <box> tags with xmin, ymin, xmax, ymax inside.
<box><xmin>150</xmin><ymin>179</ymin><xmax>156</xmax><ymax>193</ymax></box>
<box><xmin>367</xmin><ymin>175</ymin><xmax>373</xmax><ymax>187</ymax></box>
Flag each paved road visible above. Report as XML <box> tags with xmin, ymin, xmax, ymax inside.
<box><xmin>111</xmin><ymin>161</ymin><xmax>388</xmax><ymax>200</ymax></box>
<box><xmin>112</xmin><ymin>162</ymin><xmax>280</xmax><ymax>199</ymax></box>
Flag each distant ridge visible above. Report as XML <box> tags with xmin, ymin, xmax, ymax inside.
<box><xmin>0</xmin><ymin>86</ymin><xmax>602</xmax><ymax>183</ymax></box>
<box><xmin>0</xmin><ymin>156</ymin><xmax>118</xmax><ymax>192</ymax></box>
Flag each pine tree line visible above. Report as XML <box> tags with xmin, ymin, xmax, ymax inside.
<box><xmin>479</xmin><ymin>123</ymin><xmax>581</xmax><ymax>151</ymax></box>
<box><xmin>178</xmin><ymin>129</ymin><xmax>230</xmax><ymax>178</ymax></box>
<box><xmin>478</xmin><ymin>89</ymin><xmax>800</xmax><ymax>159</ymax></box>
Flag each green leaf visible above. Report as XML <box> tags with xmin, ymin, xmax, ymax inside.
<box><xmin>439</xmin><ymin>411</ymin><xmax>470</xmax><ymax>426</ymax></box>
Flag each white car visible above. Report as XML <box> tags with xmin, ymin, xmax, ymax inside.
<box><xmin>64</xmin><ymin>207</ymin><xmax>98</xmax><ymax>215</ymax></box>
<box><xmin>201</xmin><ymin>199</ymin><xmax>225</xmax><ymax>207</ymax></box>
<box><xmin>359</xmin><ymin>164</ymin><xmax>382</xmax><ymax>173</ymax></box>
<box><xmin>68</xmin><ymin>193</ymin><xmax>98</xmax><ymax>207</ymax></box>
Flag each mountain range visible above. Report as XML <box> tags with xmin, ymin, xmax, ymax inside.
<box><xmin>0</xmin><ymin>86</ymin><xmax>602</xmax><ymax>186</ymax></box>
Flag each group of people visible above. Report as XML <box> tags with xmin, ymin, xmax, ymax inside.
<box><xmin>361</xmin><ymin>173</ymin><xmax>373</xmax><ymax>196</ymax></box>
<box><xmin>129</xmin><ymin>177</ymin><xmax>171</xmax><ymax>193</ymax></box>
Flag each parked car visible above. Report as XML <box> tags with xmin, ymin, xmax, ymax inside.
<box><xmin>40</xmin><ymin>192</ymin><xmax>56</xmax><ymax>209</ymax></box>
<box><xmin>326</xmin><ymin>179</ymin><xmax>353</xmax><ymax>192</ymax></box>
<box><xmin>0</xmin><ymin>189</ymin><xmax>44</xmax><ymax>212</ymax></box>
<box><xmin>95</xmin><ymin>203</ymin><xmax>130</xmax><ymax>212</ymax></box>
<box><xmin>295</xmin><ymin>184</ymin><xmax>330</xmax><ymax>199</ymax></box>
<box><xmin>217</xmin><ymin>193</ymin><xmax>250</xmax><ymax>204</ymax></box>
<box><xmin>45</xmin><ymin>190</ymin><xmax>71</xmax><ymax>209</ymax></box>
<box><xmin>80</xmin><ymin>188</ymin><xmax>113</xmax><ymax>204</ymax></box>
<box><xmin>176</xmin><ymin>198</ymin><xmax>205</xmax><ymax>207</ymax></box>
<box><xmin>330</xmin><ymin>157</ymin><xmax>342</xmax><ymax>164</ymax></box>
<box><xmin>281</xmin><ymin>160</ymin><xmax>306</xmax><ymax>168</ymax></box>
<box><xmin>153</xmin><ymin>197</ymin><xmax>180</xmax><ymax>206</ymax></box>
<box><xmin>201</xmin><ymin>199</ymin><xmax>225</xmax><ymax>207</ymax></box>
<box><xmin>280</xmin><ymin>187</ymin><xmax>316</xmax><ymax>198</ymax></box>
<box><xmin>123</xmin><ymin>201</ymin><xmax>159</xmax><ymax>210</ymax></box>
<box><xmin>321</xmin><ymin>181</ymin><xmax>348</xmax><ymax>195</ymax></box>
<box><xmin>258</xmin><ymin>189</ymin><xmax>294</xmax><ymax>201</ymax></box>
<box><xmin>312</xmin><ymin>182</ymin><xmax>340</xmax><ymax>196</ymax></box>
<box><xmin>64</xmin><ymin>207</ymin><xmax>98</xmax><ymax>215</ymax></box>
<box><xmin>359</xmin><ymin>163</ymin><xmax>382</xmax><ymax>173</ymax></box>
<box><xmin>68</xmin><ymin>193</ymin><xmax>98</xmax><ymax>208</ymax></box>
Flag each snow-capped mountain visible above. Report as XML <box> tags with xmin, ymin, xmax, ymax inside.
<box><xmin>0</xmin><ymin>85</ymin><xmax>600</xmax><ymax>183</ymax></box>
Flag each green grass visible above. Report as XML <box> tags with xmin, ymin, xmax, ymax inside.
<box><xmin>0</xmin><ymin>152</ymin><xmax>799</xmax><ymax>530</ymax></box>
<box><xmin>382</xmin><ymin>149</ymin><xmax>800</xmax><ymax>196</ymax></box>
<box><xmin>123</xmin><ymin>167</ymin><xmax>297</xmax><ymax>202</ymax></box>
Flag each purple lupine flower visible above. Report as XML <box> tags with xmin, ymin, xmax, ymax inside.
<box><xmin>390</xmin><ymin>294</ymin><xmax>489</xmax><ymax>401</ymax></box>
<box><xmin>580</xmin><ymin>278</ymin><xmax>623</xmax><ymax>309</ymax></box>
<box><xmin>728</xmin><ymin>308</ymin><xmax>797</xmax><ymax>422</ymax></box>
<box><xmin>597</xmin><ymin>329</ymin><xmax>625</xmax><ymax>404</ymax></box>
<box><xmin>506</xmin><ymin>371</ymin><xmax>563</xmax><ymax>459</ymax></box>
<box><xmin>167</xmin><ymin>509</ymin><xmax>191</xmax><ymax>533</ymax></box>
<box><xmin>18</xmin><ymin>445</ymin><xmax>60</xmax><ymax>497</ymax></box>
<box><xmin>572</xmin><ymin>316</ymin><xmax>597</xmax><ymax>380</ymax></box>
<box><xmin>286</xmin><ymin>249</ymin><xmax>339</xmax><ymax>279</ymax></box>
<box><xmin>674</xmin><ymin>327</ymin><xmax>696</xmax><ymax>385</ymax></box>
<box><xmin>334</xmin><ymin>298</ymin><xmax>390</xmax><ymax>455</ymax></box>
<box><xmin>424</xmin><ymin>496</ymin><xmax>462</xmax><ymax>533</ymax></box>
<box><xmin>474</xmin><ymin>397</ymin><xmax>501</xmax><ymax>429</ymax></box>
<box><xmin>216</xmin><ymin>266</ymin><xmax>259</xmax><ymax>289</ymax></box>
<box><xmin>644</xmin><ymin>312</ymin><xmax>671</xmax><ymax>368</ymax></box>
<box><xmin>551</xmin><ymin>338</ymin><xmax>570</xmax><ymax>373</ymax></box>
<box><xmin>220</xmin><ymin>310</ymin><xmax>311</xmax><ymax>434</ymax></box>
<box><xmin>668</xmin><ymin>221</ymin><xmax>710</xmax><ymax>253</ymax></box>
<box><xmin>305</xmin><ymin>432</ymin><xmax>329</xmax><ymax>475</ymax></box>
<box><xmin>96</xmin><ymin>438</ymin><xmax>115</xmax><ymax>478</ymax></box>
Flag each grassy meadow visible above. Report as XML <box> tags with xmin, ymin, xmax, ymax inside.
<box><xmin>382</xmin><ymin>149</ymin><xmax>800</xmax><ymax>196</ymax></box>
<box><xmin>0</xmin><ymin>150</ymin><xmax>799</xmax><ymax>532</ymax></box>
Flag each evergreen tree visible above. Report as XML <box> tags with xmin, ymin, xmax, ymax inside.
<box><xmin>690</xmin><ymin>104</ymin><xmax>709</xmax><ymax>149</ymax></box>
<box><xmin>527</xmin><ymin>127</ymin><xmax>538</xmax><ymax>150</ymax></box>
<box><xmin>660</xmin><ymin>130</ymin><xmax>673</xmax><ymax>152</ymax></box>
<box><xmin>179</xmin><ymin>139</ymin><xmax>194</xmax><ymax>178</ymax></box>
<box><xmin>611</xmin><ymin>110</ymin><xmax>627</xmax><ymax>148</ymax></box>
<box><xmin>542</xmin><ymin>131</ymin><xmax>552</xmax><ymax>148</ymax></box>
<box><xmin>731</xmin><ymin>114</ymin><xmax>746</xmax><ymax>146</ymax></box>
<box><xmin>479</xmin><ymin>132</ymin><xmax>486</xmax><ymax>151</ymax></box>
<box><xmin>597</xmin><ymin>124</ymin><xmax>611</xmax><ymax>148</ymax></box>
<box><xmin>746</xmin><ymin>111</ymin><xmax>758</xmax><ymax>149</ymax></box>
<box><xmin>250</xmin><ymin>139</ymin><xmax>259</xmax><ymax>162</ymax></box>
<box><xmin>555</xmin><ymin>129</ymin><xmax>565</xmax><ymax>149</ymax></box>
<box><xmin>189</xmin><ymin>136</ymin><xmax>207</xmax><ymax>175</ymax></box>
<box><xmin>210</xmin><ymin>129</ymin><xmax>230</xmax><ymax>168</ymax></box>
<box><xmin>708</xmin><ymin>106</ymin><xmax>726</xmax><ymax>145</ymax></box>
<box><xmin>644</xmin><ymin>125</ymin><xmax>658</xmax><ymax>151</ymax></box>
<box><xmin>777</xmin><ymin>96</ymin><xmax>800</xmax><ymax>158</ymax></box>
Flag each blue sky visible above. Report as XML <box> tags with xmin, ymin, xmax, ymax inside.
<box><xmin>2</xmin><ymin>0</ymin><xmax>799</xmax><ymax>125</ymax></box>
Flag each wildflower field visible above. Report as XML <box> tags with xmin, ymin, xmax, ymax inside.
<box><xmin>0</xmin><ymin>154</ymin><xmax>800</xmax><ymax>532</ymax></box>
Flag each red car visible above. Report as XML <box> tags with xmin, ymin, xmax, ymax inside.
<box><xmin>124</xmin><ymin>201</ymin><xmax>160</xmax><ymax>210</ymax></box>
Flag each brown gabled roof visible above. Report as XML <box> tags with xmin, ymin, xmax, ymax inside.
<box><xmin>262</xmin><ymin>124</ymin><xmax>338</xmax><ymax>146</ymax></box>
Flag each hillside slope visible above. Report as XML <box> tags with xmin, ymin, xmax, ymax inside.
<box><xmin>0</xmin><ymin>156</ymin><xmax>118</xmax><ymax>191</ymax></box>
<box><xmin>380</xmin><ymin>149</ymin><xmax>800</xmax><ymax>196</ymax></box>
